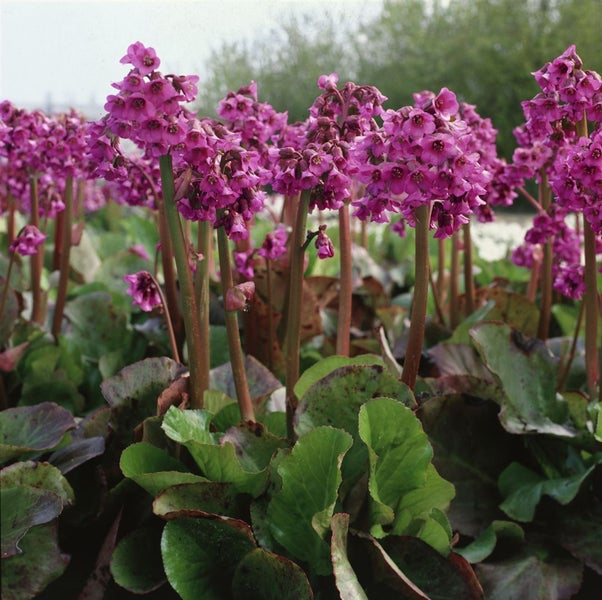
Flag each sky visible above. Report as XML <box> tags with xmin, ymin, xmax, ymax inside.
<box><xmin>1</xmin><ymin>0</ymin><xmax>381</xmax><ymax>117</ymax></box>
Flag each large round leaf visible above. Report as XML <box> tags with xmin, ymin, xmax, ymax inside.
<box><xmin>161</xmin><ymin>517</ymin><xmax>256</xmax><ymax>600</ymax></box>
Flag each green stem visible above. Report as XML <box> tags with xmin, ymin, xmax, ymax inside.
<box><xmin>216</xmin><ymin>226</ymin><xmax>254</xmax><ymax>421</ymax></box>
<box><xmin>283</xmin><ymin>191</ymin><xmax>310</xmax><ymax>439</ymax></box>
<box><xmin>463</xmin><ymin>221</ymin><xmax>475</xmax><ymax>317</ymax></box>
<box><xmin>154</xmin><ymin>275</ymin><xmax>181</xmax><ymax>364</ymax></box>
<box><xmin>336</xmin><ymin>201</ymin><xmax>352</xmax><ymax>356</ymax></box>
<box><xmin>266</xmin><ymin>257</ymin><xmax>274</xmax><ymax>372</ymax></box>
<box><xmin>401</xmin><ymin>203</ymin><xmax>431</xmax><ymax>390</ymax></box>
<box><xmin>194</xmin><ymin>220</ymin><xmax>212</xmax><ymax>393</ymax></box>
<box><xmin>51</xmin><ymin>176</ymin><xmax>74</xmax><ymax>338</ymax></box>
<box><xmin>29</xmin><ymin>175</ymin><xmax>45</xmax><ymax>324</ymax></box>
<box><xmin>159</xmin><ymin>154</ymin><xmax>206</xmax><ymax>409</ymax></box>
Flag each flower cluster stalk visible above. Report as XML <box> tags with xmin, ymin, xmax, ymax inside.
<box><xmin>336</xmin><ymin>201</ymin><xmax>352</xmax><ymax>356</ymax></box>
<box><xmin>537</xmin><ymin>174</ymin><xmax>553</xmax><ymax>340</ymax></box>
<box><xmin>283</xmin><ymin>191</ymin><xmax>310</xmax><ymax>439</ymax></box>
<box><xmin>51</xmin><ymin>176</ymin><xmax>73</xmax><ymax>338</ymax></box>
<box><xmin>29</xmin><ymin>176</ymin><xmax>45</xmax><ymax>324</ymax></box>
<box><xmin>401</xmin><ymin>203</ymin><xmax>431</xmax><ymax>390</ymax></box>
<box><xmin>159</xmin><ymin>154</ymin><xmax>207</xmax><ymax>409</ymax></box>
<box><xmin>462</xmin><ymin>222</ymin><xmax>475</xmax><ymax>316</ymax></box>
<box><xmin>194</xmin><ymin>220</ymin><xmax>212</xmax><ymax>389</ymax></box>
<box><xmin>216</xmin><ymin>225</ymin><xmax>254</xmax><ymax>421</ymax></box>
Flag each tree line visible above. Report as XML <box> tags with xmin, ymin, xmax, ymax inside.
<box><xmin>196</xmin><ymin>0</ymin><xmax>601</xmax><ymax>160</ymax></box>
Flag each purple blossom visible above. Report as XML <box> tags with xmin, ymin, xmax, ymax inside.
<box><xmin>124</xmin><ymin>270</ymin><xmax>162</xmax><ymax>312</ymax></box>
<box><xmin>9</xmin><ymin>225</ymin><xmax>46</xmax><ymax>256</ymax></box>
<box><xmin>314</xmin><ymin>225</ymin><xmax>335</xmax><ymax>259</ymax></box>
<box><xmin>257</xmin><ymin>225</ymin><xmax>288</xmax><ymax>261</ymax></box>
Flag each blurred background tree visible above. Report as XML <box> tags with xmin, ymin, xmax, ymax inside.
<box><xmin>196</xmin><ymin>0</ymin><xmax>601</xmax><ymax>162</ymax></box>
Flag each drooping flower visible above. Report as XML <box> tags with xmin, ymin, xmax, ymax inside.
<box><xmin>9</xmin><ymin>225</ymin><xmax>47</xmax><ymax>256</ymax></box>
<box><xmin>225</xmin><ymin>281</ymin><xmax>255</xmax><ymax>311</ymax></box>
<box><xmin>314</xmin><ymin>225</ymin><xmax>335</xmax><ymax>259</ymax></box>
<box><xmin>124</xmin><ymin>270</ymin><xmax>162</xmax><ymax>312</ymax></box>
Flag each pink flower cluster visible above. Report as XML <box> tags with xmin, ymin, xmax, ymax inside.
<box><xmin>9</xmin><ymin>225</ymin><xmax>46</xmax><ymax>256</ymax></box>
<box><xmin>509</xmin><ymin>45</ymin><xmax>602</xmax><ymax>299</ymax></box>
<box><xmin>350</xmin><ymin>88</ymin><xmax>489</xmax><ymax>238</ymax></box>
<box><xmin>124</xmin><ymin>270</ymin><xmax>162</xmax><ymax>312</ymax></box>
<box><xmin>1</xmin><ymin>102</ymin><xmax>90</xmax><ymax>217</ymax></box>
<box><xmin>270</xmin><ymin>74</ymin><xmax>387</xmax><ymax>212</ymax></box>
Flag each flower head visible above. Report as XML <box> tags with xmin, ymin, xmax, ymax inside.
<box><xmin>124</xmin><ymin>270</ymin><xmax>162</xmax><ymax>312</ymax></box>
<box><xmin>9</xmin><ymin>225</ymin><xmax>46</xmax><ymax>256</ymax></box>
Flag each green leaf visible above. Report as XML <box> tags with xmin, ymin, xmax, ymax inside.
<box><xmin>120</xmin><ymin>441</ymin><xmax>206</xmax><ymax>497</ymax></box>
<box><xmin>162</xmin><ymin>409</ymin><xmax>285</xmax><ymax>497</ymax></box>
<box><xmin>1</xmin><ymin>486</ymin><xmax>63</xmax><ymax>558</ymax></box>
<box><xmin>456</xmin><ymin>520</ymin><xmax>525</xmax><ymax>564</ymax></box>
<box><xmin>153</xmin><ymin>481</ymin><xmax>242</xmax><ymax>519</ymax></box>
<box><xmin>111</xmin><ymin>525</ymin><xmax>166</xmax><ymax>594</ymax></box>
<box><xmin>101</xmin><ymin>357</ymin><xmax>181</xmax><ymax>449</ymax></box>
<box><xmin>370</xmin><ymin>535</ymin><xmax>484</xmax><ymax>600</ymax></box>
<box><xmin>161</xmin><ymin>407</ymin><xmax>215</xmax><ymax>445</ymax></box>
<box><xmin>0</xmin><ymin>403</ymin><xmax>76</xmax><ymax>464</ymax></box>
<box><xmin>294</xmin><ymin>354</ymin><xmax>387</xmax><ymax>400</ymax></box>
<box><xmin>47</xmin><ymin>437</ymin><xmax>105</xmax><ymax>474</ymax></box>
<box><xmin>417</xmin><ymin>394</ymin><xmax>521</xmax><ymax>537</ymax></box>
<box><xmin>0</xmin><ymin>522</ymin><xmax>69</xmax><ymax>600</ymax></box>
<box><xmin>498</xmin><ymin>460</ymin><xmax>601</xmax><ymax>522</ymax></box>
<box><xmin>358</xmin><ymin>398</ymin><xmax>454</xmax><ymax>551</ymax></box>
<box><xmin>295</xmin><ymin>362</ymin><xmax>415</xmax><ymax>490</ymax></box>
<box><xmin>331</xmin><ymin>513</ymin><xmax>368</xmax><ymax>600</ymax></box>
<box><xmin>64</xmin><ymin>290</ymin><xmax>134</xmax><ymax>361</ymax></box>
<box><xmin>161</xmin><ymin>517</ymin><xmax>256</xmax><ymax>600</ymax></box>
<box><xmin>267</xmin><ymin>426</ymin><xmax>353</xmax><ymax>575</ymax></box>
<box><xmin>470</xmin><ymin>322</ymin><xmax>575</xmax><ymax>436</ymax></box>
<box><xmin>232</xmin><ymin>548</ymin><xmax>314</xmax><ymax>599</ymax></box>
<box><xmin>0</xmin><ymin>461</ymin><xmax>74</xmax><ymax>507</ymax></box>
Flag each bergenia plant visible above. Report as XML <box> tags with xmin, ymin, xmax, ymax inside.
<box><xmin>351</xmin><ymin>87</ymin><xmax>490</xmax><ymax>389</ymax></box>
<box><xmin>508</xmin><ymin>45</ymin><xmax>601</xmax><ymax>397</ymax></box>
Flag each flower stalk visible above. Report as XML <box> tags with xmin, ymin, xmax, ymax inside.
<box><xmin>51</xmin><ymin>176</ymin><xmax>74</xmax><ymax>338</ymax></box>
<box><xmin>283</xmin><ymin>191</ymin><xmax>310</xmax><ymax>439</ymax></box>
<box><xmin>29</xmin><ymin>175</ymin><xmax>45</xmax><ymax>324</ymax></box>
<box><xmin>159</xmin><ymin>154</ymin><xmax>207</xmax><ymax>409</ymax></box>
<box><xmin>336</xmin><ymin>200</ymin><xmax>352</xmax><ymax>356</ymax></box>
<box><xmin>216</xmin><ymin>225</ymin><xmax>254</xmax><ymax>422</ymax></box>
<box><xmin>401</xmin><ymin>203</ymin><xmax>431</xmax><ymax>390</ymax></box>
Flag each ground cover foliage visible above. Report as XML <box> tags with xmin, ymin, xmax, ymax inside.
<box><xmin>1</xmin><ymin>33</ymin><xmax>601</xmax><ymax>600</ymax></box>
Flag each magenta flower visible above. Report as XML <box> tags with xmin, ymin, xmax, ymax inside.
<box><xmin>257</xmin><ymin>225</ymin><xmax>288</xmax><ymax>261</ymax></box>
<box><xmin>120</xmin><ymin>41</ymin><xmax>161</xmax><ymax>76</ymax></box>
<box><xmin>124</xmin><ymin>271</ymin><xmax>162</xmax><ymax>312</ymax></box>
<box><xmin>315</xmin><ymin>225</ymin><xmax>335</xmax><ymax>259</ymax></box>
<box><xmin>9</xmin><ymin>225</ymin><xmax>46</xmax><ymax>256</ymax></box>
<box><xmin>225</xmin><ymin>281</ymin><xmax>255</xmax><ymax>311</ymax></box>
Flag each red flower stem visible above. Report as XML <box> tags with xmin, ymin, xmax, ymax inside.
<box><xmin>463</xmin><ymin>221</ymin><xmax>476</xmax><ymax>316</ymax></box>
<box><xmin>428</xmin><ymin>257</ymin><xmax>446</xmax><ymax>326</ymax></box>
<box><xmin>449</xmin><ymin>233</ymin><xmax>460</xmax><ymax>329</ymax></box>
<box><xmin>29</xmin><ymin>175</ymin><xmax>45</xmax><ymax>324</ymax></box>
<box><xmin>557</xmin><ymin>300</ymin><xmax>584</xmax><ymax>392</ymax></box>
<box><xmin>401</xmin><ymin>203</ymin><xmax>431</xmax><ymax>390</ymax></box>
<box><xmin>283</xmin><ymin>190</ymin><xmax>310</xmax><ymax>439</ymax></box>
<box><xmin>517</xmin><ymin>186</ymin><xmax>544</xmax><ymax>212</ymax></box>
<box><xmin>336</xmin><ymin>201</ymin><xmax>352</xmax><ymax>356</ymax></box>
<box><xmin>576</xmin><ymin>115</ymin><xmax>600</xmax><ymax>399</ymax></box>
<box><xmin>157</xmin><ymin>201</ymin><xmax>184</xmax><ymax>350</ymax></box>
<box><xmin>159</xmin><ymin>154</ymin><xmax>206</xmax><ymax>409</ymax></box>
<box><xmin>51</xmin><ymin>176</ymin><xmax>73</xmax><ymax>338</ymax></box>
<box><xmin>194</xmin><ymin>220</ymin><xmax>212</xmax><ymax>391</ymax></box>
<box><xmin>537</xmin><ymin>174</ymin><xmax>552</xmax><ymax>340</ymax></box>
<box><xmin>216</xmin><ymin>226</ymin><xmax>254</xmax><ymax>421</ymax></box>
<box><xmin>266</xmin><ymin>257</ymin><xmax>274</xmax><ymax>372</ymax></box>
<box><xmin>154</xmin><ymin>277</ymin><xmax>181</xmax><ymax>364</ymax></box>
<box><xmin>7</xmin><ymin>194</ymin><xmax>16</xmax><ymax>246</ymax></box>
<box><xmin>0</xmin><ymin>254</ymin><xmax>15</xmax><ymax>320</ymax></box>
<box><xmin>52</xmin><ymin>204</ymin><xmax>65</xmax><ymax>272</ymax></box>
<box><xmin>436</xmin><ymin>237</ymin><xmax>446</xmax><ymax>309</ymax></box>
